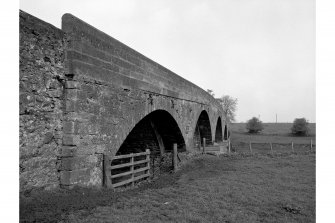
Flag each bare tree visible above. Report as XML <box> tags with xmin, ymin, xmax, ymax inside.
<box><xmin>207</xmin><ymin>89</ymin><xmax>215</xmax><ymax>97</ymax></box>
<box><xmin>217</xmin><ymin>95</ymin><xmax>238</xmax><ymax>123</ymax></box>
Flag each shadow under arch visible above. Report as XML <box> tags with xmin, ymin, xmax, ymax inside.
<box><xmin>116</xmin><ymin>109</ymin><xmax>186</xmax><ymax>156</ymax></box>
<box><xmin>105</xmin><ymin>110</ymin><xmax>185</xmax><ymax>186</ymax></box>
<box><xmin>112</xmin><ymin>109</ymin><xmax>186</xmax><ymax>180</ymax></box>
<box><xmin>215</xmin><ymin>116</ymin><xmax>223</xmax><ymax>142</ymax></box>
<box><xmin>193</xmin><ymin>110</ymin><xmax>212</xmax><ymax>149</ymax></box>
<box><xmin>223</xmin><ymin>124</ymin><xmax>229</xmax><ymax>140</ymax></box>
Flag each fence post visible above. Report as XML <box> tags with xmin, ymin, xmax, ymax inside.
<box><xmin>103</xmin><ymin>154</ymin><xmax>112</xmax><ymax>188</ymax></box>
<box><xmin>203</xmin><ymin>138</ymin><xmax>206</xmax><ymax>154</ymax></box>
<box><xmin>228</xmin><ymin>140</ymin><xmax>231</xmax><ymax>154</ymax></box>
<box><xmin>130</xmin><ymin>153</ymin><xmax>134</xmax><ymax>187</ymax></box>
<box><xmin>310</xmin><ymin>139</ymin><xmax>313</xmax><ymax>152</ymax></box>
<box><xmin>173</xmin><ymin>143</ymin><xmax>178</xmax><ymax>172</ymax></box>
<box><xmin>249</xmin><ymin>141</ymin><xmax>252</xmax><ymax>154</ymax></box>
<box><xmin>152</xmin><ymin>152</ymin><xmax>155</xmax><ymax>179</ymax></box>
<box><xmin>146</xmin><ymin>149</ymin><xmax>150</xmax><ymax>176</ymax></box>
<box><xmin>270</xmin><ymin>142</ymin><xmax>273</xmax><ymax>155</ymax></box>
<box><xmin>291</xmin><ymin>142</ymin><xmax>294</xmax><ymax>153</ymax></box>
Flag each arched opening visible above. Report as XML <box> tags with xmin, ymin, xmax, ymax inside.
<box><xmin>215</xmin><ymin>117</ymin><xmax>223</xmax><ymax>142</ymax></box>
<box><xmin>193</xmin><ymin>110</ymin><xmax>212</xmax><ymax>149</ymax></box>
<box><xmin>113</xmin><ymin>110</ymin><xmax>186</xmax><ymax>184</ymax></box>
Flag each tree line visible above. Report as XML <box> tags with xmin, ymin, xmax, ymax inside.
<box><xmin>207</xmin><ymin>89</ymin><xmax>310</xmax><ymax>136</ymax></box>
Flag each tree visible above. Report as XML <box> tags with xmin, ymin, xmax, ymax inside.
<box><xmin>217</xmin><ymin>95</ymin><xmax>238</xmax><ymax>123</ymax></box>
<box><xmin>291</xmin><ymin>118</ymin><xmax>309</xmax><ymax>136</ymax></box>
<box><xmin>246</xmin><ymin>117</ymin><xmax>264</xmax><ymax>133</ymax></box>
<box><xmin>207</xmin><ymin>89</ymin><xmax>215</xmax><ymax>97</ymax></box>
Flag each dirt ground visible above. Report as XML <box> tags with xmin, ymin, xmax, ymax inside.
<box><xmin>20</xmin><ymin>152</ymin><xmax>315</xmax><ymax>223</ymax></box>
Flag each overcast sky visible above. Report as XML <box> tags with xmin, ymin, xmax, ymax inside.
<box><xmin>20</xmin><ymin>0</ymin><xmax>315</xmax><ymax>123</ymax></box>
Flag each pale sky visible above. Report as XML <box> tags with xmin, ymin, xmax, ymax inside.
<box><xmin>20</xmin><ymin>0</ymin><xmax>315</xmax><ymax>123</ymax></box>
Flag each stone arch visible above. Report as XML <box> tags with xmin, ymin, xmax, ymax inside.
<box><xmin>215</xmin><ymin>116</ymin><xmax>223</xmax><ymax>142</ymax></box>
<box><xmin>193</xmin><ymin>110</ymin><xmax>212</xmax><ymax>149</ymax></box>
<box><xmin>116</xmin><ymin>109</ymin><xmax>186</xmax><ymax>156</ymax></box>
<box><xmin>113</xmin><ymin>109</ymin><xmax>186</xmax><ymax>177</ymax></box>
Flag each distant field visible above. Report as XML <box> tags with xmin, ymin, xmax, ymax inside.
<box><xmin>230</xmin><ymin>123</ymin><xmax>316</xmax><ymax>136</ymax></box>
<box><xmin>230</xmin><ymin>123</ymin><xmax>316</xmax><ymax>145</ymax></box>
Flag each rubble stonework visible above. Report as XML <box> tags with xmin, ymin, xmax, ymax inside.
<box><xmin>19</xmin><ymin>10</ymin><xmax>225</xmax><ymax>191</ymax></box>
<box><xmin>19</xmin><ymin>10</ymin><xmax>66</xmax><ymax>191</ymax></box>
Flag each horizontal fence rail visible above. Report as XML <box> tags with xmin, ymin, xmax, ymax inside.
<box><xmin>230</xmin><ymin>139</ymin><xmax>315</xmax><ymax>154</ymax></box>
<box><xmin>104</xmin><ymin>149</ymin><xmax>150</xmax><ymax>188</ymax></box>
<box><xmin>203</xmin><ymin>138</ymin><xmax>231</xmax><ymax>155</ymax></box>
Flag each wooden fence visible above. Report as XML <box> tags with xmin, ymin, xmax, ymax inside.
<box><xmin>104</xmin><ymin>149</ymin><xmax>150</xmax><ymax>188</ymax></box>
<box><xmin>202</xmin><ymin>138</ymin><xmax>231</xmax><ymax>155</ymax></box>
<box><xmin>232</xmin><ymin>139</ymin><xmax>315</xmax><ymax>154</ymax></box>
<box><xmin>200</xmin><ymin>137</ymin><xmax>315</xmax><ymax>155</ymax></box>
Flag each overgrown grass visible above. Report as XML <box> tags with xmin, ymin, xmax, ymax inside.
<box><xmin>55</xmin><ymin>153</ymin><xmax>314</xmax><ymax>223</ymax></box>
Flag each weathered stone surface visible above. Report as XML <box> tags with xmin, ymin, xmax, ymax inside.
<box><xmin>60</xmin><ymin>164</ymin><xmax>102</xmax><ymax>187</ymax></box>
<box><xmin>65</xmin><ymin>81</ymin><xmax>80</xmax><ymax>89</ymax></box>
<box><xmin>19</xmin><ymin>10</ymin><xmax>225</xmax><ymax>191</ymax></box>
<box><xmin>60</xmin><ymin>155</ymin><xmax>99</xmax><ymax>171</ymax></box>
<box><xmin>19</xmin><ymin>10</ymin><xmax>66</xmax><ymax>191</ymax></box>
<box><xmin>62</xmin><ymin>134</ymin><xmax>80</xmax><ymax>146</ymax></box>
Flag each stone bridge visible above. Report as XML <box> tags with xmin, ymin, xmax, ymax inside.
<box><xmin>19</xmin><ymin>11</ymin><xmax>225</xmax><ymax>190</ymax></box>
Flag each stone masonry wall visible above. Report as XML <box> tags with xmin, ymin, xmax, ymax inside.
<box><xmin>58</xmin><ymin>75</ymin><xmax>199</xmax><ymax>187</ymax></box>
<box><xmin>61</xmin><ymin>13</ymin><xmax>223</xmax><ymax>109</ymax></box>
<box><xmin>19</xmin><ymin>11</ymin><xmax>225</xmax><ymax>190</ymax></box>
<box><xmin>19</xmin><ymin>10</ymin><xmax>66</xmax><ymax>191</ymax></box>
<box><xmin>59</xmin><ymin>13</ymin><xmax>224</xmax><ymax>188</ymax></box>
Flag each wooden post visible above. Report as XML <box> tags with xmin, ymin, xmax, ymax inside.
<box><xmin>249</xmin><ymin>141</ymin><xmax>252</xmax><ymax>154</ymax></box>
<box><xmin>270</xmin><ymin>142</ymin><xmax>273</xmax><ymax>154</ymax></box>
<box><xmin>130</xmin><ymin>153</ymin><xmax>134</xmax><ymax>187</ymax></box>
<box><xmin>203</xmin><ymin>138</ymin><xmax>206</xmax><ymax>154</ymax></box>
<box><xmin>291</xmin><ymin>142</ymin><xmax>294</xmax><ymax>153</ymax></box>
<box><xmin>146</xmin><ymin>149</ymin><xmax>150</xmax><ymax>176</ymax></box>
<box><xmin>173</xmin><ymin>143</ymin><xmax>178</xmax><ymax>172</ymax></box>
<box><xmin>228</xmin><ymin>140</ymin><xmax>231</xmax><ymax>154</ymax></box>
<box><xmin>103</xmin><ymin>154</ymin><xmax>112</xmax><ymax>188</ymax></box>
<box><xmin>310</xmin><ymin>139</ymin><xmax>313</xmax><ymax>152</ymax></box>
<box><xmin>150</xmin><ymin>120</ymin><xmax>165</xmax><ymax>155</ymax></box>
<box><xmin>197</xmin><ymin>125</ymin><xmax>201</xmax><ymax>151</ymax></box>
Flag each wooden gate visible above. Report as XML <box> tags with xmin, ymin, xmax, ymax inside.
<box><xmin>104</xmin><ymin>149</ymin><xmax>150</xmax><ymax>188</ymax></box>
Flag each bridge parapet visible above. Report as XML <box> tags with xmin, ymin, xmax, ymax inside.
<box><xmin>62</xmin><ymin>13</ymin><xmax>221</xmax><ymax>109</ymax></box>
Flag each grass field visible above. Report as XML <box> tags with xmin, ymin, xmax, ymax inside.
<box><xmin>229</xmin><ymin>123</ymin><xmax>316</xmax><ymax>154</ymax></box>
<box><xmin>230</xmin><ymin>123</ymin><xmax>316</xmax><ymax>144</ymax></box>
<box><xmin>230</xmin><ymin>123</ymin><xmax>316</xmax><ymax>136</ymax></box>
<box><xmin>20</xmin><ymin>153</ymin><xmax>315</xmax><ymax>222</ymax></box>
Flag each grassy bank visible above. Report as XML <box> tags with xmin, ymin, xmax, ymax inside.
<box><xmin>20</xmin><ymin>152</ymin><xmax>315</xmax><ymax>222</ymax></box>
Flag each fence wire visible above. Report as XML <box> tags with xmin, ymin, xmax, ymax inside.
<box><xmin>231</xmin><ymin>142</ymin><xmax>315</xmax><ymax>154</ymax></box>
